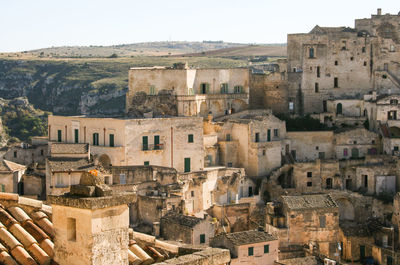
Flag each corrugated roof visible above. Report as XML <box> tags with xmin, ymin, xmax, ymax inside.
<box><xmin>50</xmin><ymin>143</ymin><xmax>89</xmax><ymax>155</ymax></box>
<box><xmin>47</xmin><ymin>157</ymin><xmax>95</xmax><ymax>172</ymax></box>
<box><xmin>215</xmin><ymin>230</ymin><xmax>277</xmax><ymax>246</ymax></box>
<box><xmin>281</xmin><ymin>194</ymin><xmax>338</xmax><ymax>210</ymax></box>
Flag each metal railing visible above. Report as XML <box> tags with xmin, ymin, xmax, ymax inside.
<box><xmin>142</xmin><ymin>144</ymin><xmax>164</xmax><ymax>151</ymax></box>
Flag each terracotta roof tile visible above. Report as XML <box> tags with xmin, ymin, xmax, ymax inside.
<box><xmin>0</xmin><ymin>250</ymin><xmax>18</xmax><ymax>265</ymax></box>
<box><xmin>214</xmin><ymin>230</ymin><xmax>277</xmax><ymax>246</ymax></box>
<box><xmin>281</xmin><ymin>194</ymin><xmax>338</xmax><ymax>210</ymax></box>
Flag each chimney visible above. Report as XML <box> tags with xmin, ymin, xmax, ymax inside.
<box><xmin>50</xmin><ymin>171</ymin><xmax>135</xmax><ymax>265</ymax></box>
<box><xmin>377</xmin><ymin>8</ymin><xmax>382</xmax><ymax>15</ymax></box>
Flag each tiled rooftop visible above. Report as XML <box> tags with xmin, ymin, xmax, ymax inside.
<box><xmin>213</xmin><ymin>230</ymin><xmax>277</xmax><ymax>246</ymax></box>
<box><xmin>0</xmin><ymin>160</ymin><xmax>26</xmax><ymax>172</ymax></box>
<box><xmin>281</xmin><ymin>194</ymin><xmax>338</xmax><ymax>210</ymax></box>
<box><xmin>47</xmin><ymin>157</ymin><xmax>95</xmax><ymax>172</ymax></box>
<box><xmin>161</xmin><ymin>212</ymin><xmax>203</xmax><ymax>228</ymax></box>
<box><xmin>0</xmin><ymin>192</ymin><xmax>54</xmax><ymax>265</ymax></box>
<box><xmin>50</xmin><ymin>143</ymin><xmax>89</xmax><ymax>155</ymax></box>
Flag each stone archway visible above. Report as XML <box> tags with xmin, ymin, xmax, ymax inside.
<box><xmin>389</xmin><ymin>126</ymin><xmax>400</xmax><ymax>138</ymax></box>
<box><xmin>231</xmin><ymin>99</ymin><xmax>247</xmax><ymax>114</ymax></box>
<box><xmin>199</xmin><ymin>101</ymin><xmax>208</xmax><ymax>117</ymax></box>
<box><xmin>336</xmin><ymin>198</ymin><xmax>355</xmax><ymax>221</ymax></box>
<box><xmin>210</xmin><ymin>101</ymin><xmax>223</xmax><ymax>117</ymax></box>
<box><xmin>98</xmin><ymin>154</ymin><xmax>111</xmax><ymax>168</ymax></box>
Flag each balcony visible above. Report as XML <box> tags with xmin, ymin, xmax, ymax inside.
<box><xmin>142</xmin><ymin>144</ymin><xmax>164</xmax><ymax>151</ymax></box>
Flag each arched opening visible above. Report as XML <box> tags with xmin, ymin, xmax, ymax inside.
<box><xmin>99</xmin><ymin>154</ymin><xmax>111</xmax><ymax>168</ymax></box>
<box><xmin>231</xmin><ymin>99</ymin><xmax>247</xmax><ymax>114</ymax></box>
<box><xmin>210</xmin><ymin>101</ymin><xmax>223</xmax><ymax>117</ymax></box>
<box><xmin>326</xmin><ymin>178</ymin><xmax>333</xmax><ymax>189</ymax></box>
<box><xmin>336</xmin><ymin>103</ymin><xmax>342</xmax><ymax>115</ymax></box>
<box><xmin>389</xmin><ymin>126</ymin><xmax>400</xmax><ymax>138</ymax></box>
<box><xmin>351</xmin><ymin>148</ymin><xmax>359</xmax><ymax>158</ymax></box>
<box><xmin>199</xmin><ymin>102</ymin><xmax>208</xmax><ymax>117</ymax></box>
<box><xmin>337</xmin><ymin>198</ymin><xmax>355</xmax><ymax>221</ymax></box>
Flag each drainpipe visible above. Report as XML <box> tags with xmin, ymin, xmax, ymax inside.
<box><xmin>171</xmin><ymin>127</ymin><xmax>174</xmax><ymax>168</ymax></box>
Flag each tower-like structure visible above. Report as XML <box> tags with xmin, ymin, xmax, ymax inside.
<box><xmin>49</xmin><ymin>171</ymin><xmax>135</xmax><ymax>265</ymax></box>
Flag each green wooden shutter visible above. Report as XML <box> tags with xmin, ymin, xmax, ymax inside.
<box><xmin>57</xmin><ymin>130</ymin><xmax>62</xmax><ymax>142</ymax></box>
<box><xmin>206</xmin><ymin>83</ymin><xmax>210</xmax><ymax>94</ymax></box>
<box><xmin>74</xmin><ymin>129</ymin><xmax>79</xmax><ymax>143</ymax></box>
<box><xmin>109</xmin><ymin>134</ymin><xmax>114</xmax><ymax>147</ymax></box>
<box><xmin>1</xmin><ymin>184</ymin><xmax>5</xmax><ymax>192</ymax></box>
<box><xmin>200</xmin><ymin>234</ymin><xmax>205</xmax><ymax>244</ymax></box>
<box><xmin>184</xmin><ymin>158</ymin><xmax>191</xmax><ymax>172</ymax></box>
<box><xmin>267</xmin><ymin>129</ymin><xmax>271</xmax><ymax>142</ymax></box>
<box><xmin>188</xmin><ymin>134</ymin><xmax>194</xmax><ymax>143</ymax></box>
<box><xmin>264</xmin><ymin>245</ymin><xmax>269</xmax><ymax>253</ymax></box>
<box><xmin>142</xmin><ymin>136</ymin><xmax>148</xmax><ymax>150</ymax></box>
<box><xmin>248</xmin><ymin>247</ymin><xmax>254</xmax><ymax>256</ymax></box>
<box><xmin>154</xmin><ymin>135</ymin><xmax>160</xmax><ymax>150</ymax></box>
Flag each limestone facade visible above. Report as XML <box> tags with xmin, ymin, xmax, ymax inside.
<box><xmin>127</xmin><ymin>66</ymin><xmax>249</xmax><ymax>118</ymax></box>
<box><xmin>48</xmin><ymin>115</ymin><xmax>204</xmax><ymax>173</ymax></box>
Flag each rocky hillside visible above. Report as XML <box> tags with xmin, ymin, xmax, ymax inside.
<box><xmin>0</xmin><ymin>97</ymin><xmax>48</xmax><ymax>144</ymax></box>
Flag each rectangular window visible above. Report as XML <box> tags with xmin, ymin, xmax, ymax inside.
<box><xmin>319</xmin><ymin>216</ymin><xmax>326</xmax><ymax>228</ymax></box>
<box><xmin>234</xmin><ymin>85</ymin><xmax>243</xmax><ymax>93</ymax></box>
<box><xmin>388</xmin><ymin>111</ymin><xmax>397</xmax><ymax>120</ymax></box>
<box><xmin>67</xmin><ymin>218</ymin><xmax>76</xmax><ymax>242</ymax></box>
<box><xmin>274</xmin><ymin>129</ymin><xmax>279</xmax><ymax>137</ymax></box>
<box><xmin>264</xmin><ymin>244</ymin><xmax>269</xmax><ymax>254</ymax></box>
<box><xmin>184</xmin><ymin>158</ymin><xmax>191</xmax><ymax>173</ymax></box>
<box><xmin>74</xmin><ymin>129</ymin><xmax>79</xmax><ymax>143</ymax></box>
<box><xmin>334</xmin><ymin>77</ymin><xmax>339</xmax><ymax>88</ymax></box>
<box><xmin>226</xmin><ymin>134</ymin><xmax>231</xmax><ymax>141</ymax></box>
<box><xmin>317</xmin><ymin>66</ymin><xmax>320</xmax><ymax>78</ymax></box>
<box><xmin>267</xmin><ymin>129</ymin><xmax>271</xmax><ymax>142</ymax></box>
<box><xmin>119</xmin><ymin>173</ymin><xmax>126</xmax><ymax>184</ymax></box>
<box><xmin>255</xmin><ymin>133</ymin><xmax>260</xmax><ymax>143</ymax></box>
<box><xmin>363</xmin><ymin>175</ymin><xmax>368</xmax><ymax>188</ymax></box>
<box><xmin>307</xmin><ymin>181</ymin><xmax>312</xmax><ymax>187</ymax></box>
<box><xmin>307</xmin><ymin>172</ymin><xmax>312</xmax><ymax>178</ymax></box>
<box><xmin>40</xmin><ymin>150</ymin><xmax>44</xmax><ymax>156</ymax></box>
<box><xmin>57</xmin><ymin>130</ymin><xmax>62</xmax><ymax>142</ymax></box>
<box><xmin>200</xmin><ymin>83</ymin><xmax>210</xmax><ymax>94</ymax></box>
<box><xmin>142</xmin><ymin>136</ymin><xmax>148</xmax><ymax>150</ymax></box>
<box><xmin>315</xmin><ymin>82</ymin><xmax>319</xmax><ymax>93</ymax></box>
<box><xmin>362</xmin><ymin>47</ymin><xmax>366</xmax><ymax>53</ymax></box>
<box><xmin>248</xmin><ymin>247</ymin><xmax>254</xmax><ymax>256</ymax></box>
<box><xmin>263</xmin><ymin>150</ymin><xmax>266</xmax><ymax>156</ymax></box>
<box><xmin>200</xmin><ymin>234</ymin><xmax>206</xmax><ymax>244</ymax></box>
<box><xmin>154</xmin><ymin>135</ymin><xmax>160</xmax><ymax>150</ymax></box>
<box><xmin>191</xmin><ymin>191</ymin><xmax>194</xmax><ymax>197</ymax></box>
<box><xmin>144</xmin><ymin>161</ymin><xmax>150</xmax><ymax>166</ymax></box>
<box><xmin>0</xmin><ymin>184</ymin><xmax>5</xmax><ymax>192</ymax></box>
<box><xmin>149</xmin><ymin>85</ymin><xmax>156</xmax><ymax>95</ymax></box>
<box><xmin>188</xmin><ymin>134</ymin><xmax>194</xmax><ymax>143</ymax></box>
<box><xmin>343</xmin><ymin>148</ymin><xmax>348</xmax><ymax>157</ymax></box>
<box><xmin>13</xmin><ymin>151</ymin><xmax>17</xmax><ymax>158</ymax></box>
<box><xmin>309</xmin><ymin>48</ymin><xmax>314</xmax><ymax>58</ymax></box>
<box><xmin>227</xmin><ymin>162</ymin><xmax>233</xmax><ymax>167</ymax></box>
<box><xmin>92</xmin><ymin>133</ymin><xmax>99</xmax><ymax>146</ymax></box>
<box><xmin>109</xmin><ymin>134</ymin><xmax>114</xmax><ymax>147</ymax></box>
<box><xmin>220</xmin><ymin>83</ymin><xmax>229</xmax><ymax>94</ymax></box>
<box><xmin>335</xmin><ymin>60</ymin><xmax>338</xmax><ymax>66</ymax></box>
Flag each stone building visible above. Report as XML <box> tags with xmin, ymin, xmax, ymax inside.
<box><xmin>334</xmin><ymin>127</ymin><xmax>380</xmax><ymax>159</ymax></box>
<box><xmin>213</xmin><ymin>110</ymin><xmax>286</xmax><ymax>176</ymax></box>
<box><xmin>265</xmin><ymin>194</ymin><xmax>339</xmax><ymax>258</ymax></box>
<box><xmin>286</xmin><ymin>9</ymin><xmax>400</xmax><ymax>114</ymax></box>
<box><xmin>210</xmin><ymin>230</ymin><xmax>278</xmax><ymax>265</ymax></box>
<box><xmin>48</xmin><ymin>115</ymin><xmax>204</xmax><ymax>173</ymax></box>
<box><xmin>3</xmin><ymin>142</ymin><xmax>48</xmax><ymax>167</ymax></box>
<box><xmin>286</xmin><ymin>131</ymin><xmax>334</xmax><ymax>161</ymax></box>
<box><xmin>126</xmin><ymin>65</ymin><xmax>249</xmax><ymax>118</ymax></box>
<box><xmin>160</xmin><ymin>212</ymin><xmax>215</xmax><ymax>245</ymax></box>
<box><xmin>0</xmin><ymin>159</ymin><xmax>26</xmax><ymax>194</ymax></box>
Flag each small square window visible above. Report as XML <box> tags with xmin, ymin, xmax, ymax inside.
<box><xmin>40</xmin><ymin>150</ymin><xmax>44</xmax><ymax>156</ymax></box>
<box><xmin>13</xmin><ymin>151</ymin><xmax>17</xmax><ymax>158</ymax></box>
<box><xmin>264</xmin><ymin>244</ymin><xmax>269</xmax><ymax>254</ymax></box>
<box><xmin>364</xmin><ymin>61</ymin><xmax>367</xmax><ymax>66</ymax></box>
<box><xmin>307</xmin><ymin>182</ymin><xmax>312</xmax><ymax>187</ymax></box>
<box><xmin>144</xmin><ymin>161</ymin><xmax>150</xmax><ymax>166</ymax></box>
<box><xmin>248</xmin><ymin>247</ymin><xmax>254</xmax><ymax>256</ymax></box>
<box><xmin>335</xmin><ymin>61</ymin><xmax>338</xmax><ymax>66</ymax></box>
<box><xmin>350</xmin><ymin>57</ymin><xmax>354</xmax><ymax>61</ymax></box>
<box><xmin>227</xmin><ymin>162</ymin><xmax>233</xmax><ymax>167</ymax></box>
<box><xmin>188</xmin><ymin>134</ymin><xmax>194</xmax><ymax>143</ymax></box>
<box><xmin>315</xmin><ymin>146</ymin><xmax>319</xmax><ymax>150</ymax></box>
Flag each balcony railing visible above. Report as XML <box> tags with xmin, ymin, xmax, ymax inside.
<box><xmin>142</xmin><ymin>144</ymin><xmax>164</xmax><ymax>151</ymax></box>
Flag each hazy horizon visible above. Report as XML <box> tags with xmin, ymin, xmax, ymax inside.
<box><xmin>1</xmin><ymin>0</ymin><xmax>399</xmax><ymax>52</ymax></box>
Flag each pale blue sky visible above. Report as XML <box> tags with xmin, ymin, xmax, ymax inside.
<box><xmin>0</xmin><ymin>0</ymin><xmax>399</xmax><ymax>52</ymax></box>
